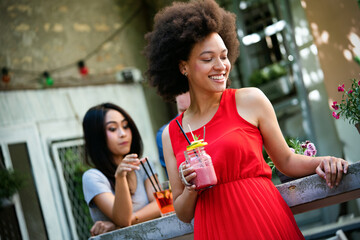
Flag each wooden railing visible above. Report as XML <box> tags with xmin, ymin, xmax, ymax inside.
<box><xmin>89</xmin><ymin>162</ymin><xmax>360</xmax><ymax>240</ymax></box>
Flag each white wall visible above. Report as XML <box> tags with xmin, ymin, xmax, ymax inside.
<box><xmin>0</xmin><ymin>83</ymin><xmax>160</xmax><ymax>165</ymax></box>
<box><xmin>288</xmin><ymin>0</ymin><xmax>346</xmax><ymax>159</ymax></box>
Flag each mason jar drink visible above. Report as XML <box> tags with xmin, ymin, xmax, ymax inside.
<box><xmin>181</xmin><ymin>142</ymin><xmax>217</xmax><ymax>191</ymax></box>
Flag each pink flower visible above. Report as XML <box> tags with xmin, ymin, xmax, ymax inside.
<box><xmin>289</xmin><ymin>148</ymin><xmax>295</xmax><ymax>153</ymax></box>
<box><xmin>358</xmin><ymin>80</ymin><xmax>360</xmax><ymax>86</ymax></box>
<box><xmin>307</xmin><ymin>143</ymin><xmax>316</xmax><ymax>152</ymax></box>
<box><xmin>304</xmin><ymin>149</ymin><xmax>316</xmax><ymax>157</ymax></box>
<box><xmin>301</xmin><ymin>142</ymin><xmax>317</xmax><ymax>156</ymax></box>
<box><xmin>348</xmin><ymin>90</ymin><xmax>353</xmax><ymax>94</ymax></box>
<box><xmin>331</xmin><ymin>101</ymin><xmax>339</xmax><ymax>110</ymax></box>
<box><xmin>332</xmin><ymin>112</ymin><xmax>340</xmax><ymax>119</ymax></box>
<box><xmin>338</xmin><ymin>84</ymin><xmax>345</xmax><ymax>92</ymax></box>
<box><xmin>304</xmin><ymin>149</ymin><xmax>313</xmax><ymax>156</ymax></box>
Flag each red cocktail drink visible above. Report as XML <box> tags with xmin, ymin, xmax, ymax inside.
<box><xmin>153</xmin><ymin>183</ymin><xmax>175</xmax><ymax>216</ymax></box>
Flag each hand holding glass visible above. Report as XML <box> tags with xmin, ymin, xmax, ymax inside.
<box><xmin>179</xmin><ymin>146</ymin><xmax>217</xmax><ymax>191</ymax></box>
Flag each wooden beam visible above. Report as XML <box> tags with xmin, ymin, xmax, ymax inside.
<box><xmin>290</xmin><ymin>189</ymin><xmax>360</xmax><ymax>214</ymax></box>
<box><xmin>276</xmin><ymin>162</ymin><xmax>360</xmax><ymax>214</ymax></box>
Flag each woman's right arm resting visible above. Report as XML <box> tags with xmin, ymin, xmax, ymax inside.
<box><xmin>91</xmin><ymin>156</ymin><xmax>141</xmax><ymax>228</ymax></box>
<box><xmin>162</xmin><ymin>125</ymin><xmax>198</xmax><ymax>223</ymax></box>
<box><xmin>92</xmin><ymin>174</ymin><xmax>133</xmax><ymax>227</ymax></box>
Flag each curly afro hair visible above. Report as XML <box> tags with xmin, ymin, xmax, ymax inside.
<box><xmin>144</xmin><ymin>0</ymin><xmax>240</xmax><ymax>101</ymax></box>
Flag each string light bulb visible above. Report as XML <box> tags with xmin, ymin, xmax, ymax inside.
<box><xmin>2</xmin><ymin>67</ymin><xmax>10</xmax><ymax>83</ymax></box>
<box><xmin>78</xmin><ymin>60</ymin><xmax>89</xmax><ymax>76</ymax></box>
<box><xmin>0</xmin><ymin>8</ymin><xmax>141</xmax><ymax>89</ymax></box>
<box><xmin>43</xmin><ymin>71</ymin><xmax>54</xmax><ymax>86</ymax></box>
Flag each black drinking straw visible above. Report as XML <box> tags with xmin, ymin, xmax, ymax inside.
<box><xmin>176</xmin><ymin>120</ymin><xmax>191</xmax><ymax>145</ymax></box>
<box><xmin>145</xmin><ymin>157</ymin><xmax>161</xmax><ymax>191</ymax></box>
<box><xmin>176</xmin><ymin>120</ymin><xmax>200</xmax><ymax>158</ymax></box>
<box><xmin>140</xmin><ymin>161</ymin><xmax>159</xmax><ymax>192</ymax></box>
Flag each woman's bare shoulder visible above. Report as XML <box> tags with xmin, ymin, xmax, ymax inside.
<box><xmin>235</xmin><ymin>87</ymin><xmax>268</xmax><ymax>105</ymax></box>
<box><xmin>162</xmin><ymin>124</ymin><xmax>172</xmax><ymax>147</ymax></box>
<box><xmin>234</xmin><ymin>87</ymin><xmax>274</xmax><ymax>126</ymax></box>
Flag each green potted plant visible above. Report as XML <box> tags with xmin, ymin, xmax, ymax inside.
<box><xmin>331</xmin><ymin>78</ymin><xmax>360</xmax><ymax>134</ymax></box>
<box><xmin>0</xmin><ymin>168</ymin><xmax>24</xmax><ymax>207</ymax></box>
<box><xmin>249</xmin><ymin>63</ymin><xmax>292</xmax><ymax>101</ymax></box>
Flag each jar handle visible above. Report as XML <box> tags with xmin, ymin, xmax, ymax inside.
<box><xmin>179</xmin><ymin>162</ymin><xmax>192</xmax><ymax>187</ymax></box>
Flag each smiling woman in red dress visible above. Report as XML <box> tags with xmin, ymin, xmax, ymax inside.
<box><xmin>144</xmin><ymin>0</ymin><xmax>349</xmax><ymax>239</ymax></box>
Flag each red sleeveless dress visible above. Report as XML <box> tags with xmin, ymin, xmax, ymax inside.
<box><xmin>168</xmin><ymin>88</ymin><xmax>304</xmax><ymax>240</ymax></box>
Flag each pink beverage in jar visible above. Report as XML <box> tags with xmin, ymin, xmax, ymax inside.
<box><xmin>192</xmin><ymin>163</ymin><xmax>217</xmax><ymax>190</ymax></box>
<box><xmin>184</xmin><ymin>141</ymin><xmax>217</xmax><ymax>190</ymax></box>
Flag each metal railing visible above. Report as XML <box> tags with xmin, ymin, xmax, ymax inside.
<box><xmin>51</xmin><ymin>139</ymin><xmax>92</xmax><ymax>240</ymax></box>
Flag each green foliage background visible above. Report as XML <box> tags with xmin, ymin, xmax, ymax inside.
<box><xmin>0</xmin><ymin>169</ymin><xmax>25</xmax><ymax>200</ymax></box>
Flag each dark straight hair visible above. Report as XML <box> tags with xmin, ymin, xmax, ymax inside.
<box><xmin>82</xmin><ymin>102</ymin><xmax>143</xmax><ymax>185</ymax></box>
